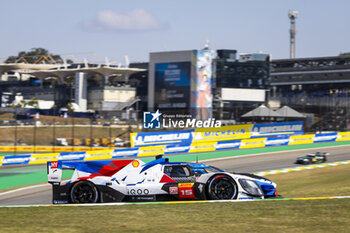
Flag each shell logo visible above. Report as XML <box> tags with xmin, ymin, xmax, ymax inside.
<box><xmin>132</xmin><ymin>160</ymin><xmax>140</xmax><ymax>168</ymax></box>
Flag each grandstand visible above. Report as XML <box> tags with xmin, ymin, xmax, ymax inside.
<box><xmin>270</xmin><ymin>55</ymin><xmax>350</xmax><ymax>131</ymax></box>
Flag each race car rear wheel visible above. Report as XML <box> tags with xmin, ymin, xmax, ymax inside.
<box><xmin>206</xmin><ymin>175</ymin><xmax>238</xmax><ymax>200</ymax></box>
<box><xmin>70</xmin><ymin>181</ymin><xmax>99</xmax><ymax>203</ymax></box>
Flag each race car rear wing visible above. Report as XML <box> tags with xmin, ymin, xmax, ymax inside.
<box><xmin>47</xmin><ymin>161</ymin><xmax>62</xmax><ymax>184</ymax></box>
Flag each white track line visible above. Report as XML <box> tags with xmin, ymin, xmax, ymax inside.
<box><xmin>1</xmin><ymin>196</ymin><xmax>350</xmax><ymax>208</ymax></box>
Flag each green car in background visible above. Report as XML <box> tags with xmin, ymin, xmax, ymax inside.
<box><xmin>295</xmin><ymin>152</ymin><xmax>329</xmax><ymax>165</ymax></box>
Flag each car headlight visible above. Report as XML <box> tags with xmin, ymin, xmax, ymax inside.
<box><xmin>239</xmin><ymin>179</ymin><xmax>263</xmax><ymax>196</ymax></box>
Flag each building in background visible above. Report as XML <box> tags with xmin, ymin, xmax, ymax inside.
<box><xmin>0</xmin><ymin>62</ymin><xmax>145</xmax><ymax>118</ymax></box>
<box><xmin>270</xmin><ymin>55</ymin><xmax>350</xmax><ymax>131</ymax></box>
<box><xmin>212</xmin><ymin>50</ymin><xmax>270</xmax><ymax>121</ymax></box>
<box><xmin>148</xmin><ymin>49</ymin><xmax>214</xmax><ymax>119</ymax></box>
<box><xmin>3</xmin><ymin>48</ymin><xmax>350</xmax><ymax>131</ymax></box>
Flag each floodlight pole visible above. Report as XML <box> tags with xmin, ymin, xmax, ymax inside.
<box><xmin>288</xmin><ymin>11</ymin><xmax>298</xmax><ymax>59</ymax></box>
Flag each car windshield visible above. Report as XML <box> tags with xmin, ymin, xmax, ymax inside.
<box><xmin>191</xmin><ymin>166</ymin><xmax>224</xmax><ymax>174</ymax></box>
<box><xmin>204</xmin><ymin>166</ymin><xmax>224</xmax><ymax>173</ymax></box>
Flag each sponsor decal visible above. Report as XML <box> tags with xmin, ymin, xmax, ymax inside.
<box><xmin>197</xmin><ymin>184</ymin><xmax>204</xmax><ymax>193</ymax></box>
<box><xmin>178</xmin><ymin>183</ymin><xmax>195</xmax><ymax>198</ymax></box>
<box><xmin>54</xmin><ymin>200</ymin><xmax>69</xmax><ymax>204</ymax></box>
<box><xmin>239</xmin><ymin>197</ymin><xmax>254</xmax><ymax>200</ymax></box>
<box><xmin>131</xmin><ymin>196</ymin><xmax>155</xmax><ymax>201</ymax></box>
<box><xmin>169</xmin><ymin>186</ymin><xmax>178</xmax><ymax>195</ymax></box>
<box><xmin>178</xmin><ymin>183</ymin><xmax>194</xmax><ymax>188</ymax></box>
<box><xmin>51</xmin><ymin>161</ymin><xmax>58</xmax><ymax>169</ymax></box>
<box><xmin>132</xmin><ymin>160</ymin><xmax>140</xmax><ymax>168</ymax></box>
<box><xmin>129</xmin><ymin>189</ymin><xmax>150</xmax><ymax>195</ymax></box>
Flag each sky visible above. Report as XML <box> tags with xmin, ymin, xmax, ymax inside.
<box><xmin>1</xmin><ymin>0</ymin><xmax>349</xmax><ymax>64</ymax></box>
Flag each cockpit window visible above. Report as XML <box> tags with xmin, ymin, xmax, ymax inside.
<box><xmin>164</xmin><ymin>166</ymin><xmax>191</xmax><ymax>177</ymax></box>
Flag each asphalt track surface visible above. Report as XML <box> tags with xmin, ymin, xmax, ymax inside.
<box><xmin>1</xmin><ymin>144</ymin><xmax>350</xmax><ymax>206</ymax></box>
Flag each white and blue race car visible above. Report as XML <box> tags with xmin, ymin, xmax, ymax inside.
<box><xmin>47</xmin><ymin>156</ymin><xmax>278</xmax><ymax>204</ymax></box>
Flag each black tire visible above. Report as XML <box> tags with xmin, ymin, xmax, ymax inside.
<box><xmin>206</xmin><ymin>174</ymin><xmax>238</xmax><ymax>200</ymax></box>
<box><xmin>323</xmin><ymin>156</ymin><xmax>327</xmax><ymax>162</ymax></box>
<box><xmin>70</xmin><ymin>181</ymin><xmax>99</xmax><ymax>203</ymax></box>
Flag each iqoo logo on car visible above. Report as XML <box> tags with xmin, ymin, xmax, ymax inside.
<box><xmin>128</xmin><ymin>189</ymin><xmax>149</xmax><ymax>195</ymax></box>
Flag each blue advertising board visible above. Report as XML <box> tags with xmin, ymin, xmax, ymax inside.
<box><xmin>154</xmin><ymin>62</ymin><xmax>191</xmax><ymax>109</ymax></box>
<box><xmin>313</xmin><ymin>133</ymin><xmax>338</xmax><ymax>143</ymax></box>
<box><xmin>250</xmin><ymin>121</ymin><xmax>304</xmax><ymax>138</ymax></box>
<box><xmin>215</xmin><ymin>140</ymin><xmax>241</xmax><ymax>150</ymax></box>
<box><xmin>1</xmin><ymin>154</ymin><xmax>31</xmax><ymax>166</ymax></box>
<box><xmin>265</xmin><ymin>136</ymin><xmax>290</xmax><ymax>147</ymax></box>
<box><xmin>131</xmin><ymin>129</ymin><xmax>195</xmax><ymax>147</ymax></box>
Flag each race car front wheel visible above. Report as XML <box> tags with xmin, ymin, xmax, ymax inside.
<box><xmin>206</xmin><ymin>174</ymin><xmax>238</xmax><ymax>200</ymax></box>
<box><xmin>70</xmin><ymin>181</ymin><xmax>99</xmax><ymax>203</ymax></box>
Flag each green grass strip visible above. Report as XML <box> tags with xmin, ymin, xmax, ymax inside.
<box><xmin>1</xmin><ymin>199</ymin><xmax>350</xmax><ymax>232</ymax></box>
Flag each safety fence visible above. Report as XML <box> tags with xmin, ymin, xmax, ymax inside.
<box><xmin>1</xmin><ymin>131</ymin><xmax>350</xmax><ymax>167</ymax></box>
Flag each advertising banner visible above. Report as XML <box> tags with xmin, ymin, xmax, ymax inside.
<box><xmin>29</xmin><ymin>153</ymin><xmax>60</xmax><ymax>164</ymax></box>
<box><xmin>265</xmin><ymin>136</ymin><xmax>290</xmax><ymax>147</ymax></box>
<box><xmin>288</xmin><ymin>134</ymin><xmax>314</xmax><ymax>145</ymax></box>
<box><xmin>191</xmin><ymin>50</ymin><xmax>214</xmax><ymax>119</ymax></box>
<box><xmin>336</xmin><ymin>132</ymin><xmax>350</xmax><ymax>141</ymax></box>
<box><xmin>84</xmin><ymin>150</ymin><xmax>114</xmax><ymax>161</ymax></box>
<box><xmin>130</xmin><ymin>129</ymin><xmax>194</xmax><ymax>147</ymax></box>
<box><xmin>132</xmin><ymin>121</ymin><xmax>304</xmax><ymax>147</ymax></box>
<box><xmin>250</xmin><ymin>121</ymin><xmax>304</xmax><ymax>138</ymax></box>
<box><xmin>138</xmin><ymin>145</ymin><xmax>166</xmax><ymax>157</ymax></box>
<box><xmin>58</xmin><ymin>152</ymin><xmax>86</xmax><ymax>161</ymax></box>
<box><xmin>165</xmin><ymin>144</ymin><xmax>191</xmax><ymax>154</ymax></box>
<box><xmin>3</xmin><ymin>131</ymin><xmax>350</xmax><ymax>167</ymax></box>
<box><xmin>313</xmin><ymin>133</ymin><xmax>337</xmax><ymax>143</ymax></box>
<box><xmin>112</xmin><ymin>148</ymin><xmax>139</xmax><ymax>158</ymax></box>
<box><xmin>189</xmin><ymin>141</ymin><xmax>217</xmax><ymax>153</ymax></box>
<box><xmin>215</xmin><ymin>140</ymin><xmax>241</xmax><ymax>150</ymax></box>
<box><xmin>192</xmin><ymin>124</ymin><xmax>252</xmax><ymax>143</ymax></box>
<box><xmin>154</xmin><ymin>62</ymin><xmax>191</xmax><ymax>109</ymax></box>
<box><xmin>239</xmin><ymin>138</ymin><xmax>266</xmax><ymax>149</ymax></box>
<box><xmin>1</xmin><ymin>154</ymin><xmax>31</xmax><ymax>166</ymax></box>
